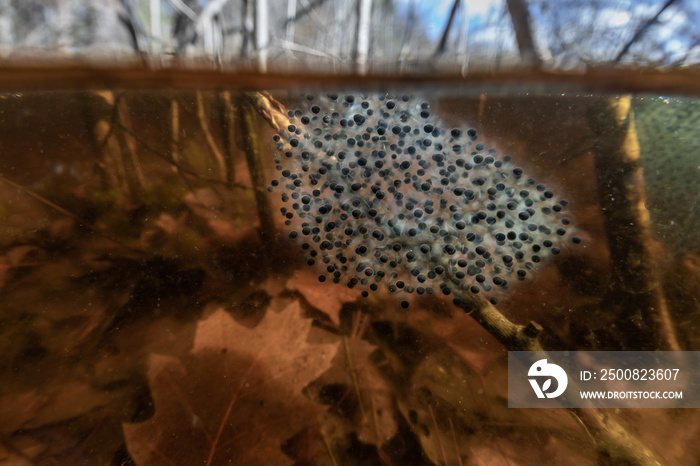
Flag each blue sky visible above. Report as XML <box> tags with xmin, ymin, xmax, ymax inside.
<box><xmin>390</xmin><ymin>0</ymin><xmax>698</xmax><ymax>66</ymax></box>
<box><xmin>393</xmin><ymin>0</ymin><xmax>504</xmax><ymax>41</ymax></box>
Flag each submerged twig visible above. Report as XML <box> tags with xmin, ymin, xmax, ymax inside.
<box><xmin>218</xmin><ymin>90</ymin><xmax>237</xmax><ymax>183</ymax></box>
<box><xmin>170</xmin><ymin>95</ymin><xmax>181</xmax><ymax>169</ymax></box>
<box><xmin>343</xmin><ymin>336</ymin><xmax>365</xmax><ymax>420</ymax></box>
<box><xmin>0</xmin><ymin>174</ymin><xmax>136</xmax><ymax>251</ymax></box>
<box><xmin>456</xmin><ymin>289</ymin><xmax>542</xmax><ymax>351</ymax></box>
<box><xmin>196</xmin><ymin>91</ymin><xmax>228</xmax><ymax>181</ymax></box>
<box><xmin>237</xmin><ymin>94</ymin><xmax>277</xmax><ymax>246</ymax></box>
<box><xmin>0</xmin><ymin>174</ymin><xmax>82</xmax><ymax>222</ymax></box>
<box><xmin>428</xmin><ymin>403</ymin><xmax>448</xmax><ymax>466</ymax></box>
<box><xmin>80</xmin><ymin>90</ymin><xmax>144</xmax><ymax>208</ymax></box>
<box><xmin>587</xmin><ymin>96</ymin><xmax>680</xmax><ymax>351</ymax></box>
<box><xmin>116</xmin><ymin>117</ymin><xmax>248</xmax><ymax>190</ymax></box>
<box><xmin>116</xmin><ymin>94</ymin><xmax>147</xmax><ymax>195</ymax></box>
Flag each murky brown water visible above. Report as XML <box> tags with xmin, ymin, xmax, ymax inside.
<box><xmin>0</xmin><ymin>76</ymin><xmax>698</xmax><ymax>465</ymax></box>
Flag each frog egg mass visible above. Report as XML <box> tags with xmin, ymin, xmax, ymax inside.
<box><xmin>268</xmin><ymin>93</ymin><xmax>578</xmax><ymax>308</ymax></box>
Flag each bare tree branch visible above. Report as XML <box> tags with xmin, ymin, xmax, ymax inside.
<box><xmin>398</xmin><ymin>0</ymin><xmax>417</xmax><ymax>70</ymax></box>
<box><xmin>506</xmin><ymin>0</ymin><xmax>542</xmax><ymax>67</ymax></box>
<box><xmin>433</xmin><ymin>0</ymin><xmax>461</xmax><ymax>58</ymax></box>
<box><xmin>149</xmin><ymin>0</ymin><xmax>162</xmax><ymax>57</ymax></box>
<box><xmin>285</xmin><ymin>0</ymin><xmax>297</xmax><ymax>46</ymax></box>
<box><xmin>167</xmin><ymin>0</ymin><xmax>198</xmax><ymax>22</ymax></box>
<box><xmin>353</xmin><ymin>0</ymin><xmax>373</xmax><ymax>75</ymax></box>
<box><xmin>614</xmin><ymin>0</ymin><xmax>678</xmax><ymax>63</ymax></box>
<box><xmin>255</xmin><ymin>0</ymin><xmax>269</xmax><ymax>72</ymax></box>
<box><xmin>282</xmin><ymin>0</ymin><xmax>326</xmax><ymax>27</ymax></box>
<box><xmin>118</xmin><ymin>0</ymin><xmax>148</xmax><ymax>56</ymax></box>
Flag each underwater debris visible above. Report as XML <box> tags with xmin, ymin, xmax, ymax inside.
<box><xmin>269</xmin><ymin>93</ymin><xmax>578</xmax><ymax>307</ymax></box>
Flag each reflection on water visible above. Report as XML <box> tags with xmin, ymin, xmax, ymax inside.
<box><xmin>0</xmin><ymin>87</ymin><xmax>698</xmax><ymax>465</ymax></box>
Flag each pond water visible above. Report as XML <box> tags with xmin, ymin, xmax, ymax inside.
<box><xmin>0</xmin><ymin>84</ymin><xmax>698</xmax><ymax>465</ymax></box>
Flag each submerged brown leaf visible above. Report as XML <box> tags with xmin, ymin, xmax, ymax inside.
<box><xmin>123</xmin><ymin>302</ymin><xmax>338</xmax><ymax>465</ymax></box>
<box><xmin>287</xmin><ymin>269</ymin><xmax>361</xmax><ymax>325</ymax></box>
<box><xmin>307</xmin><ymin>336</ymin><xmax>398</xmax><ymax>450</ymax></box>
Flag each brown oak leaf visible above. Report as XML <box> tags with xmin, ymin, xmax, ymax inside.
<box><xmin>306</xmin><ymin>336</ymin><xmax>398</xmax><ymax>450</ymax></box>
<box><xmin>122</xmin><ymin>302</ymin><xmax>338</xmax><ymax>465</ymax></box>
<box><xmin>286</xmin><ymin>269</ymin><xmax>361</xmax><ymax>325</ymax></box>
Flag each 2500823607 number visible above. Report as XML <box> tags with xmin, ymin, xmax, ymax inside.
<box><xmin>600</xmin><ymin>369</ymin><xmax>679</xmax><ymax>381</ymax></box>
